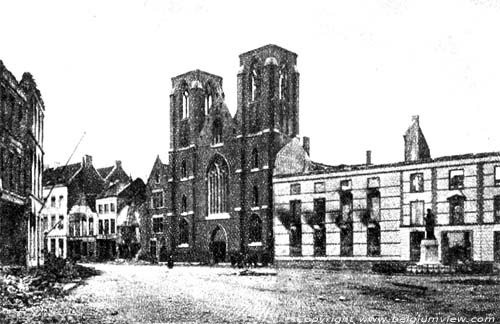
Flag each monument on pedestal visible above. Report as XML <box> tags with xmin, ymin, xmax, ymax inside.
<box><xmin>418</xmin><ymin>209</ymin><xmax>440</xmax><ymax>265</ymax></box>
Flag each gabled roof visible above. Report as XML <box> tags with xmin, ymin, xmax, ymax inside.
<box><xmin>97</xmin><ymin>180</ymin><xmax>131</xmax><ymax>199</ymax></box>
<box><xmin>43</xmin><ymin>163</ymin><xmax>82</xmax><ymax>186</ymax></box>
<box><xmin>97</xmin><ymin>166</ymin><xmax>114</xmax><ymax>179</ymax></box>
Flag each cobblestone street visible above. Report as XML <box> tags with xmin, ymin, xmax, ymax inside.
<box><xmin>3</xmin><ymin>263</ymin><xmax>500</xmax><ymax>323</ymax></box>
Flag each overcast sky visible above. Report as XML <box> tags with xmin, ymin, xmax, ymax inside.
<box><xmin>2</xmin><ymin>0</ymin><xmax>500</xmax><ymax>180</ymax></box>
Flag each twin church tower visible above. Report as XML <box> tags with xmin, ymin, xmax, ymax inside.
<box><xmin>155</xmin><ymin>44</ymin><xmax>302</xmax><ymax>262</ymax></box>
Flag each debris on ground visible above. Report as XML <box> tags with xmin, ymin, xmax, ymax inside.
<box><xmin>237</xmin><ymin>269</ymin><xmax>277</xmax><ymax>276</ymax></box>
<box><xmin>0</xmin><ymin>256</ymin><xmax>100</xmax><ymax>310</ymax></box>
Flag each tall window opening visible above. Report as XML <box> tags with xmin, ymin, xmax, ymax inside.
<box><xmin>367</xmin><ymin>190</ymin><xmax>380</xmax><ymax>222</ymax></box>
<box><xmin>212</xmin><ymin>118</ymin><xmax>223</xmax><ymax>145</ymax></box>
<box><xmin>367</xmin><ymin>223</ymin><xmax>381</xmax><ymax>256</ymax></box>
<box><xmin>207</xmin><ymin>156</ymin><xmax>229</xmax><ymax>215</ymax></box>
<box><xmin>251</xmin><ymin>148</ymin><xmax>259</xmax><ymax>169</ymax></box>
<box><xmin>179</xmin><ymin>219</ymin><xmax>189</xmax><ymax>245</ymax></box>
<box><xmin>340</xmin><ymin>191</ymin><xmax>353</xmax><ymax>256</ymax></box>
<box><xmin>313</xmin><ymin>198</ymin><xmax>326</xmax><ymax>256</ymax></box>
<box><xmin>289</xmin><ymin>200</ymin><xmax>302</xmax><ymax>256</ymax></box>
<box><xmin>181</xmin><ymin>160</ymin><xmax>187</xmax><ymax>179</ymax></box>
<box><xmin>249</xmin><ymin>214</ymin><xmax>262</xmax><ymax>243</ymax></box>
<box><xmin>252</xmin><ymin>186</ymin><xmax>259</xmax><ymax>206</ymax></box>
<box><xmin>182</xmin><ymin>195</ymin><xmax>187</xmax><ymax>213</ymax></box>
<box><xmin>449</xmin><ymin>195</ymin><xmax>465</xmax><ymax>225</ymax></box>
<box><xmin>182</xmin><ymin>90</ymin><xmax>189</xmax><ymax>119</ymax></box>
<box><xmin>250</xmin><ymin>68</ymin><xmax>258</xmax><ymax>101</ymax></box>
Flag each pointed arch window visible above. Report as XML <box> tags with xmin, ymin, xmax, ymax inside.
<box><xmin>207</xmin><ymin>156</ymin><xmax>229</xmax><ymax>215</ymax></box>
<box><xmin>179</xmin><ymin>218</ymin><xmax>189</xmax><ymax>245</ymax></box>
<box><xmin>252</xmin><ymin>186</ymin><xmax>259</xmax><ymax>206</ymax></box>
<box><xmin>249</xmin><ymin>214</ymin><xmax>262</xmax><ymax>243</ymax></box>
<box><xmin>212</xmin><ymin>118</ymin><xmax>223</xmax><ymax>145</ymax></box>
<box><xmin>181</xmin><ymin>160</ymin><xmax>187</xmax><ymax>179</ymax></box>
<box><xmin>182</xmin><ymin>90</ymin><xmax>189</xmax><ymax>119</ymax></box>
<box><xmin>251</xmin><ymin>148</ymin><xmax>259</xmax><ymax>169</ymax></box>
<box><xmin>181</xmin><ymin>195</ymin><xmax>187</xmax><ymax>213</ymax></box>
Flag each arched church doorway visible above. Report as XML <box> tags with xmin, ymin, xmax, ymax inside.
<box><xmin>210</xmin><ymin>225</ymin><xmax>227</xmax><ymax>263</ymax></box>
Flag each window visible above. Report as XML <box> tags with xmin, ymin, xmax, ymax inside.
<box><xmin>98</xmin><ymin>204</ymin><xmax>103</xmax><ymax>214</ymax></box>
<box><xmin>110</xmin><ymin>203</ymin><xmax>115</xmax><ymax>213</ymax></box>
<box><xmin>153</xmin><ymin>217</ymin><xmax>163</xmax><ymax>233</ymax></box>
<box><xmin>212</xmin><ymin>118</ymin><xmax>223</xmax><ymax>145</ymax></box>
<box><xmin>340</xmin><ymin>222</ymin><xmax>353</xmax><ymax>257</ymax></box>
<box><xmin>50</xmin><ymin>239</ymin><xmax>56</xmax><ymax>255</ymax></box>
<box><xmin>155</xmin><ymin>173</ymin><xmax>161</xmax><ymax>184</ymax></box>
<box><xmin>104</xmin><ymin>204</ymin><xmax>109</xmax><ymax>213</ymax></box>
<box><xmin>250</xmin><ymin>67</ymin><xmax>259</xmax><ymax>101</ymax></box>
<box><xmin>340</xmin><ymin>180</ymin><xmax>352</xmax><ymax>191</ymax></box>
<box><xmin>58</xmin><ymin>195</ymin><xmax>64</xmax><ymax>207</ymax></box>
<box><xmin>207</xmin><ymin>156</ymin><xmax>229</xmax><ymax>215</ymax></box>
<box><xmin>205</xmin><ymin>94</ymin><xmax>212</xmax><ymax>115</ymax></box>
<box><xmin>340</xmin><ymin>191</ymin><xmax>353</xmax><ymax>222</ymax></box>
<box><xmin>289</xmin><ymin>200</ymin><xmax>302</xmax><ymax>256</ymax></box>
<box><xmin>251</xmin><ymin>149</ymin><xmax>259</xmax><ymax>169</ymax></box>
<box><xmin>152</xmin><ymin>191</ymin><xmax>164</xmax><ymax>208</ymax></box>
<box><xmin>313</xmin><ymin>198</ymin><xmax>326</xmax><ymax>256</ymax></box>
<box><xmin>494</xmin><ymin>196</ymin><xmax>500</xmax><ymax>223</ymax></box>
<box><xmin>89</xmin><ymin>218</ymin><xmax>94</xmax><ymax>236</ymax></box>
<box><xmin>449</xmin><ymin>169</ymin><xmax>464</xmax><ymax>189</ymax></box>
<box><xmin>179</xmin><ymin>219</ymin><xmax>189</xmax><ymax>245</ymax></box>
<box><xmin>367</xmin><ymin>223</ymin><xmax>381</xmax><ymax>257</ymax></box>
<box><xmin>314</xmin><ymin>182</ymin><xmax>325</xmax><ymax>193</ymax></box>
<box><xmin>104</xmin><ymin>219</ymin><xmax>110</xmax><ymax>234</ymax></box>
<box><xmin>111</xmin><ymin>219</ymin><xmax>115</xmax><ymax>234</ymax></box>
<box><xmin>290</xmin><ymin>183</ymin><xmax>301</xmax><ymax>195</ymax></box>
<box><xmin>150</xmin><ymin>240</ymin><xmax>157</xmax><ymax>258</ymax></box>
<box><xmin>494</xmin><ymin>232</ymin><xmax>500</xmax><ymax>262</ymax></box>
<box><xmin>81</xmin><ymin>217</ymin><xmax>87</xmax><ymax>236</ymax></box>
<box><xmin>98</xmin><ymin>220</ymin><xmax>103</xmax><ymax>235</ymax></box>
<box><xmin>278</xmin><ymin>70</ymin><xmax>288</xmax><ymax>100</ymax></box>
<box><xmin>495</xmin><ymin>166</ymin><xmax>500</xmax><ymax>186</ymax></box>
<box><xmin>51</xmin><ymin>196</ymin><xmax>56</xmax><ymax>207</ymax></box>
<box><xmin>410</xmin><ymin>200</ymin><xmax>425</xmax><ymax>225</ymax></box>
<box><xmin>51</xmin><ymin>214</ymin><xmax>56</xmax><ymax>228</ymax></box>
<box><xmin>410</xmin><ymin>173</ymin><xmax>424</xmax><ymax>192</ymax></box>
<box><xmin>249</xmin><ymin>214</ymin><xmax>262</xmax><ymax>243</ymax></box>
<box><xmin>367</xmin><ymin>191</ymin><xmax>380</xmax><ymax>222</ymax></box>
<box><xmin>74</xmin><ymin>220</ymin><xmax>80</xmax><ymax>237</ymax></box>
<box><xmin>58</xmin><ymin>215</ymin><xmax>64</xmax><ymax>229</ymax></box>
<box><xmin>43</xmin><ymin>216</ymin><xmax>48</xmax><ymax>231</ymax></box>
<box><xmin>181</xmin><ymin>160</ymin><xmax>187</xmax><ymax>179</ymax></box>
<box><xmin>182</xmin><ymin>90</ymin><xmax>189</xmax><ymax>119</ymax></box>
<box><xmin>448</xmin><ymin>195</ymin><xmax>465</xmax><ymax>225</ymax></box>
<box><xmin>252</xmin><ymin>186</ymin><xmax>259</xmax><ymax>206</ymax></box>
<box><xmin>182</xmin><ymin>195</ymin><xmax>187</xmax><ymax>213</ymax></box>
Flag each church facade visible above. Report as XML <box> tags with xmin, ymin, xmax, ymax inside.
<box><xmin>146</xmin><ymin>45</ymin><xmax>303</xmax><ymax>263</ymax></box>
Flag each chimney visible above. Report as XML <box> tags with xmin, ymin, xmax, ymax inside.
<box><xmin>83</xmin><ymin>155</ymin><xmax>93</xmax><ymax>166</ymax></box>
<box><xmin>302</xmin><ymin>136</ymin><xmax>310</xmax><ymax>156</ymax></box>
<box><xmin>366</xmin><ymin>150</ymin><xmax>372</xmax><ymax>165</ymax></box>
<box><xmin>115</xmin><ymin>160</ymin><xmax>122</xmax><ymax>168</ymax></box>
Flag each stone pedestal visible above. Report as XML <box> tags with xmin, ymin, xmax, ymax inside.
<box><xmin>418</xmin><ymin>239</ymin><xmax>440</xmax><ymax>265</ymax></box>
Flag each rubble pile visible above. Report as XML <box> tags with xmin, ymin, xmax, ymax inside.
<box><xmin>0</xmin><ymin>258</ymin><xmax>99</xmax><ymax>310</ymax></box>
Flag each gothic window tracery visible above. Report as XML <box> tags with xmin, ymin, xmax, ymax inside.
<box><xmin>207</xmin><ymin>156</ymin><xmax>229</xmax><ymax>215</ymax></box>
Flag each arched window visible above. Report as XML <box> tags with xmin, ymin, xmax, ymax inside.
<box><xmin>179</xmin><ymin>218</ymin><xmax>189</xmax><ymax>245</ymax></box>
<box><xmin>252</xmin><ymin>186</ymin><xmax>259</xmax><ymax>206</ymax></box>
<box><xmin>181</xmin><ymin>160</ymin><xmax>187</xmax><ymax>179</ymax></box>
<box><xmin>182</xmin><ymin>90</ymin><xmax>189</xmax><ymax>119</ymax></box>
<box><xmin>249</xmin><ymin>214</ymin><xmax>262</xmax><ymax>243</ymax></box>
<box><xmin>207</xmin><ymin>156</ymin><xmax>229</xmax><ymax>215</ymax></box>
<box><xmin>212</xmin><ymin>118</ymin><xmax>223</xmax><ymax>145</ymax></box>
<box><xmin>181</xmin><ymin>195</ymin><xmax>187</xmax><ymax>213</ymax></box>
<box><xmin>250</xmin><ymin>63</ymin><xmax>260</xmax><ymax>102</ymax></box>
<box><xmin>251</xmin><ymin>148</ymin><xmax>259</xmax><ymax>169</ymax></box>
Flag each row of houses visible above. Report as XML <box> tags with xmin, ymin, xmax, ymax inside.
<box><xmin>41</xmin><ymin>156</ymin><xmax>146</xmax><ymax>261</ymax></box>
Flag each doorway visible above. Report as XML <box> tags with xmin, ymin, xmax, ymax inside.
<box><xmin>210</xmin><ymin>225</ymin><xmax>227</xmax><ymax>263</ymax></box>
<box><xmin>410</xmin><ymin>231</ymin><xmax>425</xmax><ymax>262</ymax></box>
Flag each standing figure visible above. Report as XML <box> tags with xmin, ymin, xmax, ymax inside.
<box><xmin>425</xmin><ymin>209</ymin><xmax>436</xmax><ymax>240</ymax></box>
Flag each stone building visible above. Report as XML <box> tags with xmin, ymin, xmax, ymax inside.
<box><xmin>0</xmin><ymin>60</ymin><xmax>45</xmax><ymax>266</ymax></box>
<box><xmin>145</xmin><ymin>45</ymin><xmax>302</xmax><ymax>263</ymax></box>
<box><xmin>273</xmin><ymin>116</ymin><xmax>500</xmax><ymax>265</ymax></box>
